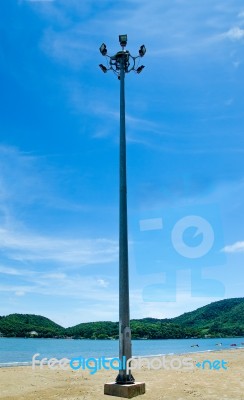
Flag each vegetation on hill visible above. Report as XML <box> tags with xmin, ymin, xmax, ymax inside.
<box><xmin>0</xmin><ymin>314</ymin><xmax>65</xmax><ymax>338</ymax></box>
<box><xmin>0</xmin><ymin>298</ymin><xmax>243</xmax><ymax>339</ymax></box>
<box><xmin>172</xmin><ymin>297</ymin><xmax>244</xmax><ymax>337</ymax></box>
<box><xmin>66</xmin><ymin>321</ymin><xmax>119</xmax><ymax>339</ymax></box>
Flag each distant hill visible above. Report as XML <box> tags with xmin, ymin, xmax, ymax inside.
<box><xmin>0</xmin><ymin>298</ymin><xmax>243</xmax><ymax>339</ymax></box>
<box><xmin>172</xmin><ymin>297</ymin><xmax>244</xmax><ymax>337</ymax></box>
<box><xmin>66</xmin><ymin>321</ymin><xmax>119</xmax><ymax>339</ymax></box>
<box><xmin>0</xmin><ymin>314</ymin><xmax>65</xmax><ymax>338</ymax></box>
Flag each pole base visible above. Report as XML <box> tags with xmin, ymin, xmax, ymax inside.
<box><xmin>116</xmin><ymin>372</ymin><xmax>135</xmax><ymax>384</ymax></box>
<box><xmin>104</xmin><ymin>382</ymin><xmax>145</xmax><ymax>398</ymax></box>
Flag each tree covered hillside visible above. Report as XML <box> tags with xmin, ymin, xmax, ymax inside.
<box><xmin>172</xmin><ymin>297</ymin><xmax>244</xmax><ymax>337</ymax></box>
<box><xmin>0</xmin><ymin>298</ymin><xmax>243</xmax><ymax>339</ymax></box>
<box><xmin>0</xmin><ymin>314</ymin><xmax>65</xmax><ymax>338</ymax></box>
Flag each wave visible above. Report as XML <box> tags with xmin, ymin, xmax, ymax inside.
<box><xmin>0</xmin><ymin>361</ymin><xmax>32</xmax><ymax>368</ymax></box>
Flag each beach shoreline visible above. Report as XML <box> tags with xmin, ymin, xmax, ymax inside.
<box><xmin>0</xmin><ymin>349</ymin><xmax>243</xmax><ymax>399</ymax></box>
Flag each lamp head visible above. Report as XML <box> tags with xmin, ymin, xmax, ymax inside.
<box><xmin>139</xmin><ymin>44</ymin><xmax>146</xmax><ymax>57</ymax></box>
<box><xmin>119</xmin><ymin>34</ymin><xmax>127</xmax><ymax>47</ymax></box>
<box><xmin>136</xmin><ymin>65</ymin><xmax>145</xmax><ymax>74</ymax></box>
<box><xmin>99</xmin><ymin>64</ymin><xmax>108</xmax><ymax>73</ymax></box>
<box><xmin>99</xmin><ymin>43</ymin><xmax>107</xmax><ymax>56</ymax></box>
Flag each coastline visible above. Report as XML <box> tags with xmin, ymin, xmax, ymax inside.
<box><xmin>0</xmin><ymin>349</ymin><xmax>243</xmax><ymax>399</ymax></box>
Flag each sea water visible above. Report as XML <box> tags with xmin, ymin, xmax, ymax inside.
<box><xmin>0</xmin><ymin>337</ymin><xmax>243</xmax><ymax>366</ymax></box>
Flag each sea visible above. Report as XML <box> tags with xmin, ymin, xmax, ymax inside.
<box><xmin>0</xmin><ymin>337</ymin><xmax>244</xmax><ymax>367</ymax></box>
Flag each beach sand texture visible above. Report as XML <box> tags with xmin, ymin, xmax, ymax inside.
<box><xmin>0</xmin><ymin>349</ymin><xmax>243</xmax><ymax>400</ymax></box>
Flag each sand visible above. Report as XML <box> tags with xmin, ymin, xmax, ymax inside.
<box><xmin>0</xmin><ymin>349</ymin><xmax>243</xmax><ymax>400</ymax></box>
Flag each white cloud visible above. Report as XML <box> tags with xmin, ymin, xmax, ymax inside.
<box><xmin>0</xmin><ymin>274</ymin><xmax>118</xmax><ymax>303</ymax></box>
<box><xmin>97</xmin><ymin>279</ymin><xmax>109</xmax><ymax>288</ymax></box>
<box><xmin>42</xmin><ymin>273</ymin><xmax>67</xmax><ymax>279</ymax></box>
<box><xmin>0</xmin><ymin>265</ymin><xmax>23</xmax><ymax>276</ymax></box>
<box><xmin>15</xmin><ymin>291</ymin><xmax>26</xmax><ymax>296</ymax></box>
<box><xmin>0</xmin><ymin>227</ymin><xmax>118</xmax><ymax>266</ymax></box>
<box><xmin>0</xmin><ymin>145</ymin><xmax>90</xmax><ymax>216</ymax></box>
<box><xmin>41</xmin><ymin>27</ymin><xmax>93</xmax><ymax>69</ymax></box>
<box><xmin>206</xmin><ymin>26</ymin><xmax>244</xmax><ymax>45</ymax></box>
<box><xmin>223</xmin><ymin>27</ymin><xmax>244</xmax><ymax>40</ymax></box>
<box><xmin>34</xmin><ymin>0</ymin><xmax>230</xmax><ymax>67</ymax></box>
<box><xmin>0</xmin><ymin>145</ymin><xmax>51</xmax><ymax>207</ymax></box>
<box><xmin>221</xmin><ymin>241</ymin><xmax>244</xmax><ymax>253</ymax></box>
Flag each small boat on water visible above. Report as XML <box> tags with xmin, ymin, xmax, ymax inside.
<box><xmin>191</xmin><ymin>344</ymin><xmax>199</xmax><ymax>347</ymax></box>
<box><xmin>230</xmin><ymin>344</ymin><xmax>237</xmax><ymax>347</ymax></box>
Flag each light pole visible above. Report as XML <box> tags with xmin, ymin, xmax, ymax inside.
<box><xmin>99</xmin><ymin>35</ymin><xmax>146</xmax><ymax>392</ymax></box>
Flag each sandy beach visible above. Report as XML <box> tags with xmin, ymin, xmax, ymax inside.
<box><xmin>0</xmin><ymin>349</ymin><xmax>243</xmax><ymax>400</ymax></box>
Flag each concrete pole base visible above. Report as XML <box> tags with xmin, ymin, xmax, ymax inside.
<box><xmin>104</xmin><ymin>382</ymin><xmax>145</xmax><ymax>398</ymax></box>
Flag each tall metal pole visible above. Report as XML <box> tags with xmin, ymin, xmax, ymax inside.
<box><xmin>98</xmin><ymin>35</ymin><xmax>146</xmax><ymax>388</ymax></box>
<box><xmin>117</xmin><ymin>56</ymin><xmax>134</xmax><ymax>384</ymax></box>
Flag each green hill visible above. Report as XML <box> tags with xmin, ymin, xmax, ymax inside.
<box><xmin>172</xmin><ymin>297</ymin><xmax>244</xmax><ymax>337</ymax></box>
<box><xmin>66</xmin><ymin>321</ymin><xmax>119</xmax><ymax>339</ymax></box>
<box><xmin>0</xmin><ymin>314</ymin><xmax>65</xmax><ymax>338</ymax></box>
<box><xmin>0</xmin><ymin>298</ymin><xmax>243</xmax><ymax>339</ymax></box>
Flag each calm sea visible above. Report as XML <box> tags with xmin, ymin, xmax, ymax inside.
<box><xmin>0</xmin><ymin>337</ymin><xmax>244</xmax><ymax>366</ymax></box>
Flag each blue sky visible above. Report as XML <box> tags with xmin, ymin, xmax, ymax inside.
<box><xmin>0</xmin><ymin>0</ymin><xmax>243</xmax><ymax>327</ymax></box>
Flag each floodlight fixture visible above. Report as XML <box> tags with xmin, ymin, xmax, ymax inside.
<box><xmin>136</xmin><ymin>65</ymin><xmax>145</xmax><ymax>74</ymax></box>
<box><xmin>119</xmin><ymin>34</ymin><xmax>127</xmax><ymax>47</ymax></box>
<box><xmin>99</xmin><ymin>64</ymin><xmax>108</xmax><ymax>73</ymax></box>
<box><xmin>99</xmin><ymin>43</ymin><xmax>107</xmax><ymax>56</ymax></box>
<box><xmin>99</xmin><ymin>35</ymin><xmax>146</xmax><ymax>77</ymax></box>
<box><xmin>139</xmin><ymin>44</ymin><xmax>146</xmax><ymax>57</ymax></box>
